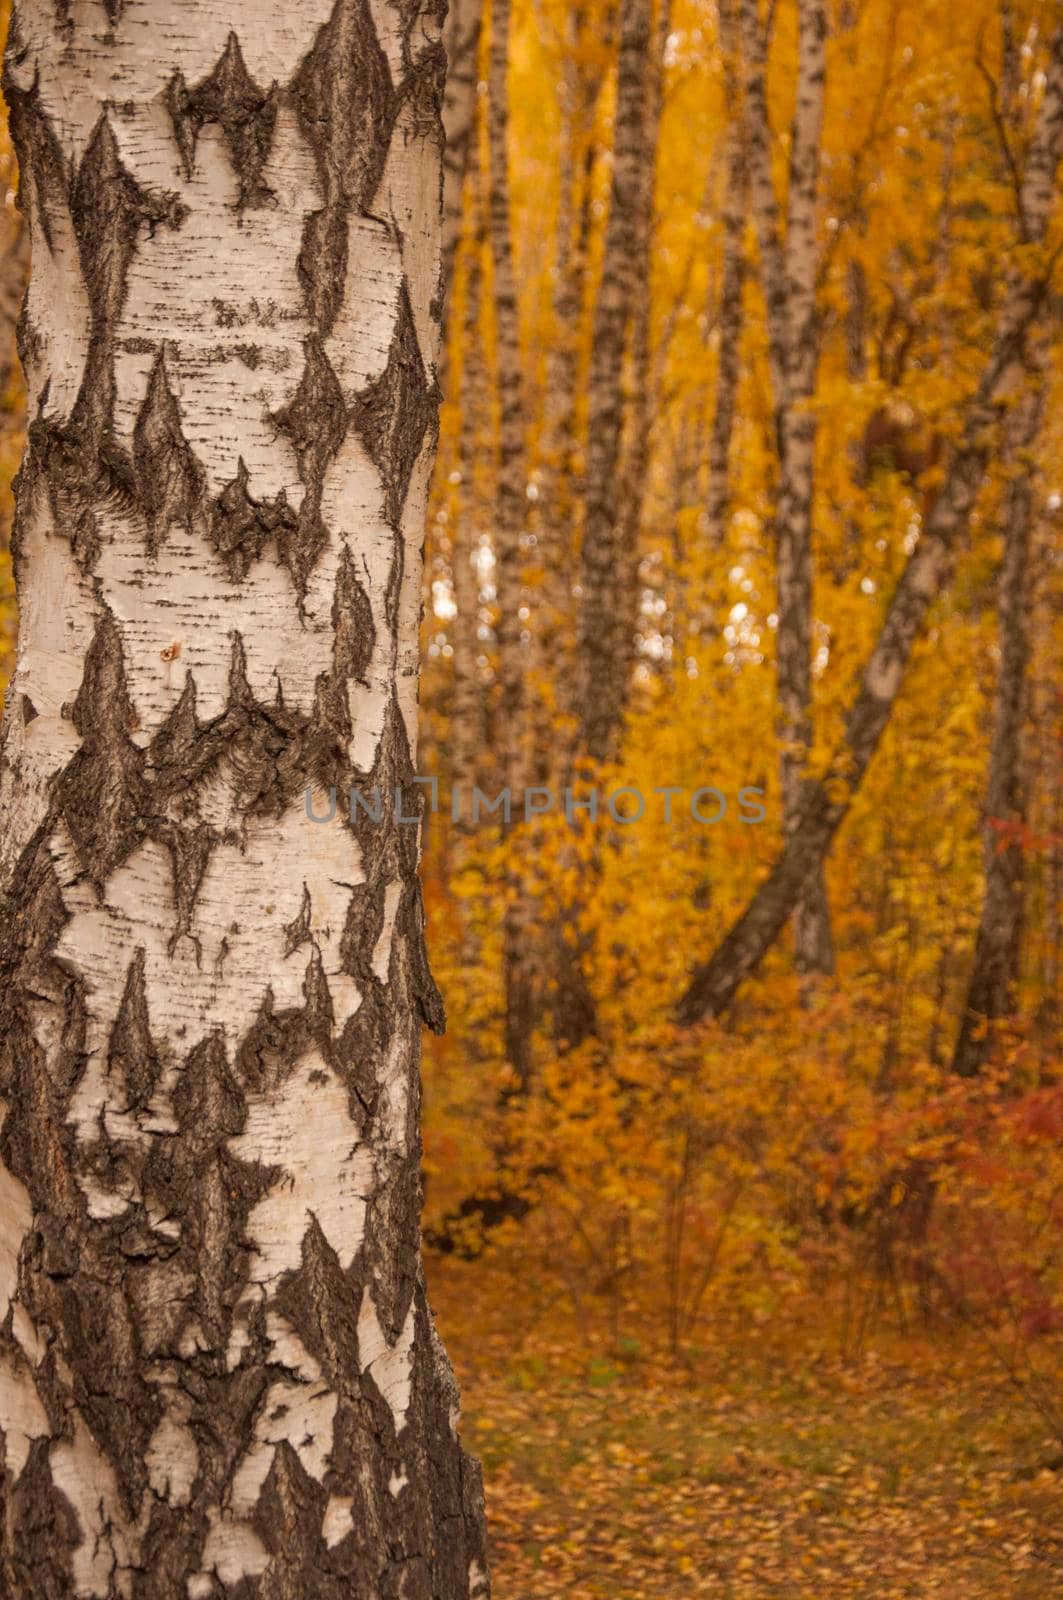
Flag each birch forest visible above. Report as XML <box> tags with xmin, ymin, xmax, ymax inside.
<box><xmin>0</xmin><ymin>0</ymin><xmax>1062</xmax><ymax>1596</ymax></box>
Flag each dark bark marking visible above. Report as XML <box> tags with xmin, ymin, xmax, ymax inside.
<box><xmin>210</xmin><ymin>458</ymin><xmax>297</xmax><ymax>582</ymax></box>
<box><xmin>57</xmin><ymin>610</ymin><xmax>148</xmax><ymax>886</ymax></box>
<box><xmin>333</xmin><ymin>546</ymin><xmax>376</xmax><ymax>684</ymax></box>
<box><xmin>251</xmin><ymin>1440</ymin><xmax>336</xmax><ymax>1599</ymax></box>
<box><xmin>291</xmin><ymin>0</ymin><xmax>395</xmax><ymax>332</ymax></box>
<box><xmin>235</xmin><ymin>989</ymin><xmax>312</xmax><ymax>1098</ymax></box>
<box><xmin>283</xmin><ymin>884</ymin><xmax>313</xmax><ymax>957</ymax></box>
<box><xmin>406</xmin><ymin>879</ymin><xmax>445</xmax><ymax>1034</ymax></box>
<box><xmin>24</xmin><ymin>412</ymin><xmax>135</xmax><ymax>575</ymax></box>
<box><xmin>306</xmin><ymin>548</ymin><xmax>379</xmax><ymax>790</ymax></box>
<box><xmin>362</xmin><ymin>1141</ymin><xmax>421</xmax><ymax>1343</ymax></box>
<box><xmin>168</xmin><ymin>33</ymin><xmax>280</xmax><ymax>210</ymax></box>
<box><xmin>1</xmin><ymin>1436</ymin><xmax>82</xmax><ymax>1600</ymax></box>
<box><xmin>60</xmin><ymin>1269</ymin><xmax>160</xmax><ymax>1517</ymax></box>
<box><xmin>145</xmin><ymin>674</ymin><xmax>208</xmax><ymax>788</ymax></box>
<box><xmin>272</xmin><ymin>337</ymin><xmax>347</xmax><ymax>594</ymax></box>
<box><xmin>391</xmin><ymin>0</ymin><xmax>447</xmax><ymax>75</ymax></box>
<box><xmin>71</xmin><ymin>115</ymin><xmax>185</xmax><ymax>446</ymax></box>
<box><xmin>155</xmin><ymin>818</ymin><xmax>216</xmax><ymax>957</ymax></box>
<box><xmin>394</xmin><ymin>33</ymin><xmax>448</xmax><ymax>143</ymax></box>
<box><xmin>271</xmin><ymin>1218</ymin><xmax>367</xmax><ymax>1398</ymax></box>
<box><xmin>3</xmin><ymin>73</ymin><xmax>67</xmax><ymax>260</ymax></box>
<box><xmin>108</xmin><ymin>947</ymin><xmax>162</xmax><ymax>1111</ymax></box>
<box><xmin>352</xmin><ymin>284</ymin><xmax>433</xmax><ymax>529</ymax></box>
<box><xmin>133</xmin><ymin>346</ymin><xmax>205</xmax><ymax>553</ymax></box>
<box><xmin>135</xmin><ymin>1506</ymin><xmax>212</xmax><ymax>1600</ymax></box>
<box><xmin>155</xmin><ymin>1034</ymin><xmax>265</xmax><ymax>1357</ymax></box>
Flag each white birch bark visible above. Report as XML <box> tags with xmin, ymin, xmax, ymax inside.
<box><xmin>0</xmin><ymin>3</ymin><xmax>489</xmax><ymax>1595</ymax></box>
<box><xmin>739</xmin><ymin>0</ymin><xmax>834</xmax><ymax>976</ymax></box>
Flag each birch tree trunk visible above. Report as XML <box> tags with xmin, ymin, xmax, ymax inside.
<box><xmin>576</xmin><ymin>0</ymin><xmax>652</xmax><ymax>765</ymax></box>
<box><xmin>952</xmin><ymin>342</ymin><xmax>1046</xmax><ymax>1077</ymax></box>
<box><xmin>740</xmin><ymin>0</ymin><xmax>834</xmax><ymax>978</ymax></box>
<box><xmin>611</xmin><ymin>0</ymin><xmax>669</xmax><ymax>730</ymax></box>
<box><xmin>677</xmin><ymin>23</ymin><xmax>1063</xmax><ymax>1025</ymax></box>
<box><xmin>486</xmin><ymin>0</ymin><xmax>534</xmax><ymax>1090</ymax></box>
<box><xmin>486</xmin><ymin>0</ymin><xmax>523</xmax><ymax>786</ymax></box>
<box><xmin>441</xmin><ymin>0</ymin><xmax>482</xmax><ymax>310</ymax></box>
<box><xmin>0</xmin><ymin>3</ymin><xmax>489</xmax><ymax>1596</ymax></box>
<box><xmin>449</xmin><ymin>244</ymin><xmax>486</xmax><ymax>807</ymax></box>
<box><xmin>705</xmin><ymin>0</ymin><xmax>746</xmax><ymax>551</ymax></box>
<box><xmin>534</xmin><ymin>10</ymin><xmax>602</xmax><ymax>742</ymax></box>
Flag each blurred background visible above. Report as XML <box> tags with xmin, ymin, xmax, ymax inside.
<box><xmin>2</xmin><ymin>0</ymin><xmax>1062</xmax><ymax>1594</ymax></box>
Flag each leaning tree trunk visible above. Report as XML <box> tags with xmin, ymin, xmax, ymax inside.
<box><xmin>0</xmin><ymin>4</ymin><xmax>489</xmax><ymax>1597</ymax></box>
<box><xmin>677</xmin><ymin>22</ymin><xmax>1063</xmax><ymax>1026</ymax></box>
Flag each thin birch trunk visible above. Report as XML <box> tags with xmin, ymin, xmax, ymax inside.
<box><xmin>1034</xmin><ymin>503</ymin><xmax>1062</xmax><ymax>1043</ymax></box>
<box><xmin>576</xmin><ymin>0</ymin><xmax>653</xmax><ymax>764</ymax></box>
<box><xmin>534</xmin><ymin>13</ymin><xmax>602</xmax><ymax>749</ymax></box>
<box><xmin>740</xmin><ymin>0</ymin><xmax>834</xmax><ymax>977</ymax></box>
<box><xmin>538</xmin><ymin>23</ymin><xmax>607</xmax><ymax>1058</ymax></box>
<box><xmin>0</xmin><ymin>4</ymin><xmax>489</xmax><ymax>1594</ymax></box>
<box><xmin>551</xmin><ymin>0</ymin><xmax>663</xmax><ymax>1052</ymax></box>
<box><xmin>449</xmin><ymin>200</ymin><xmax>489</xmax><ymax>811</ymax></box>
<box><xmin>486</xmin><ymin>0</ymin><xmax>523</xmax><ymax>777</ymax></box>
<box><xmin>677</xmin><ymin>24</ymin><xmax>1063</xmax><ymax>1025</ymax></box>
<box><xmin>952</xmin><ymin>343</ymin><xmax>1046</xmax><ymax>1076</ymax></box>
<box><xmin>486</xmin><ymin>0</ymin><xmax>533</xmax><ymax>1088</ymax></box>
<box><xmin>614</xmin><ymin>0</ymin><xmax>671</xmax><ymax>706</ymax></box>
<box><xmin>706</xmin><ymin>0</ymin><xmax>747</xmax><ymax>550</ymax></box>
<box><xmin>441</xmin><ymin>0</ymin><xmax>482</xmax><ymax>311</ymax></box>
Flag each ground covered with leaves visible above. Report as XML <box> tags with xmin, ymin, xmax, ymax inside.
<box><xmin>429</xmin><ymin>1259</ymin><xmax>1063</xmax><ymax>1598</ymax></box>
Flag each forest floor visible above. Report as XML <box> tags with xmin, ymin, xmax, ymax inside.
<box><xmin>428</xmin><ymin>1258</ymin><xmax>1063</xmax><ymax>1599</ymax></box>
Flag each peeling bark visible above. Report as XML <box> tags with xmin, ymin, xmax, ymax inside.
<box><xmin>0</xmin><ymin>3</ymin><xmax>488</xmax><ymax>1595</ymax></box>
<box><xmin>677</xmin><ymin>24</ymin><xmax>1063</xmax><ymax>1026</ymax></box>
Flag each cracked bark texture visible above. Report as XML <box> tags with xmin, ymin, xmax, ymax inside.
<box><xmin>0</xmin><ymin>3</ymin><xmax>489</xmax><ymax>1597</ymax></box>
<box><xmin>677</xmin><ymin>23</ymin><xmax>1063</xmax><ymax>1027</ymax></box>
<box><xmin>739</xmin><ymin>0</ymin><xmax>834</xmax><ymax>979</ymax></box>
